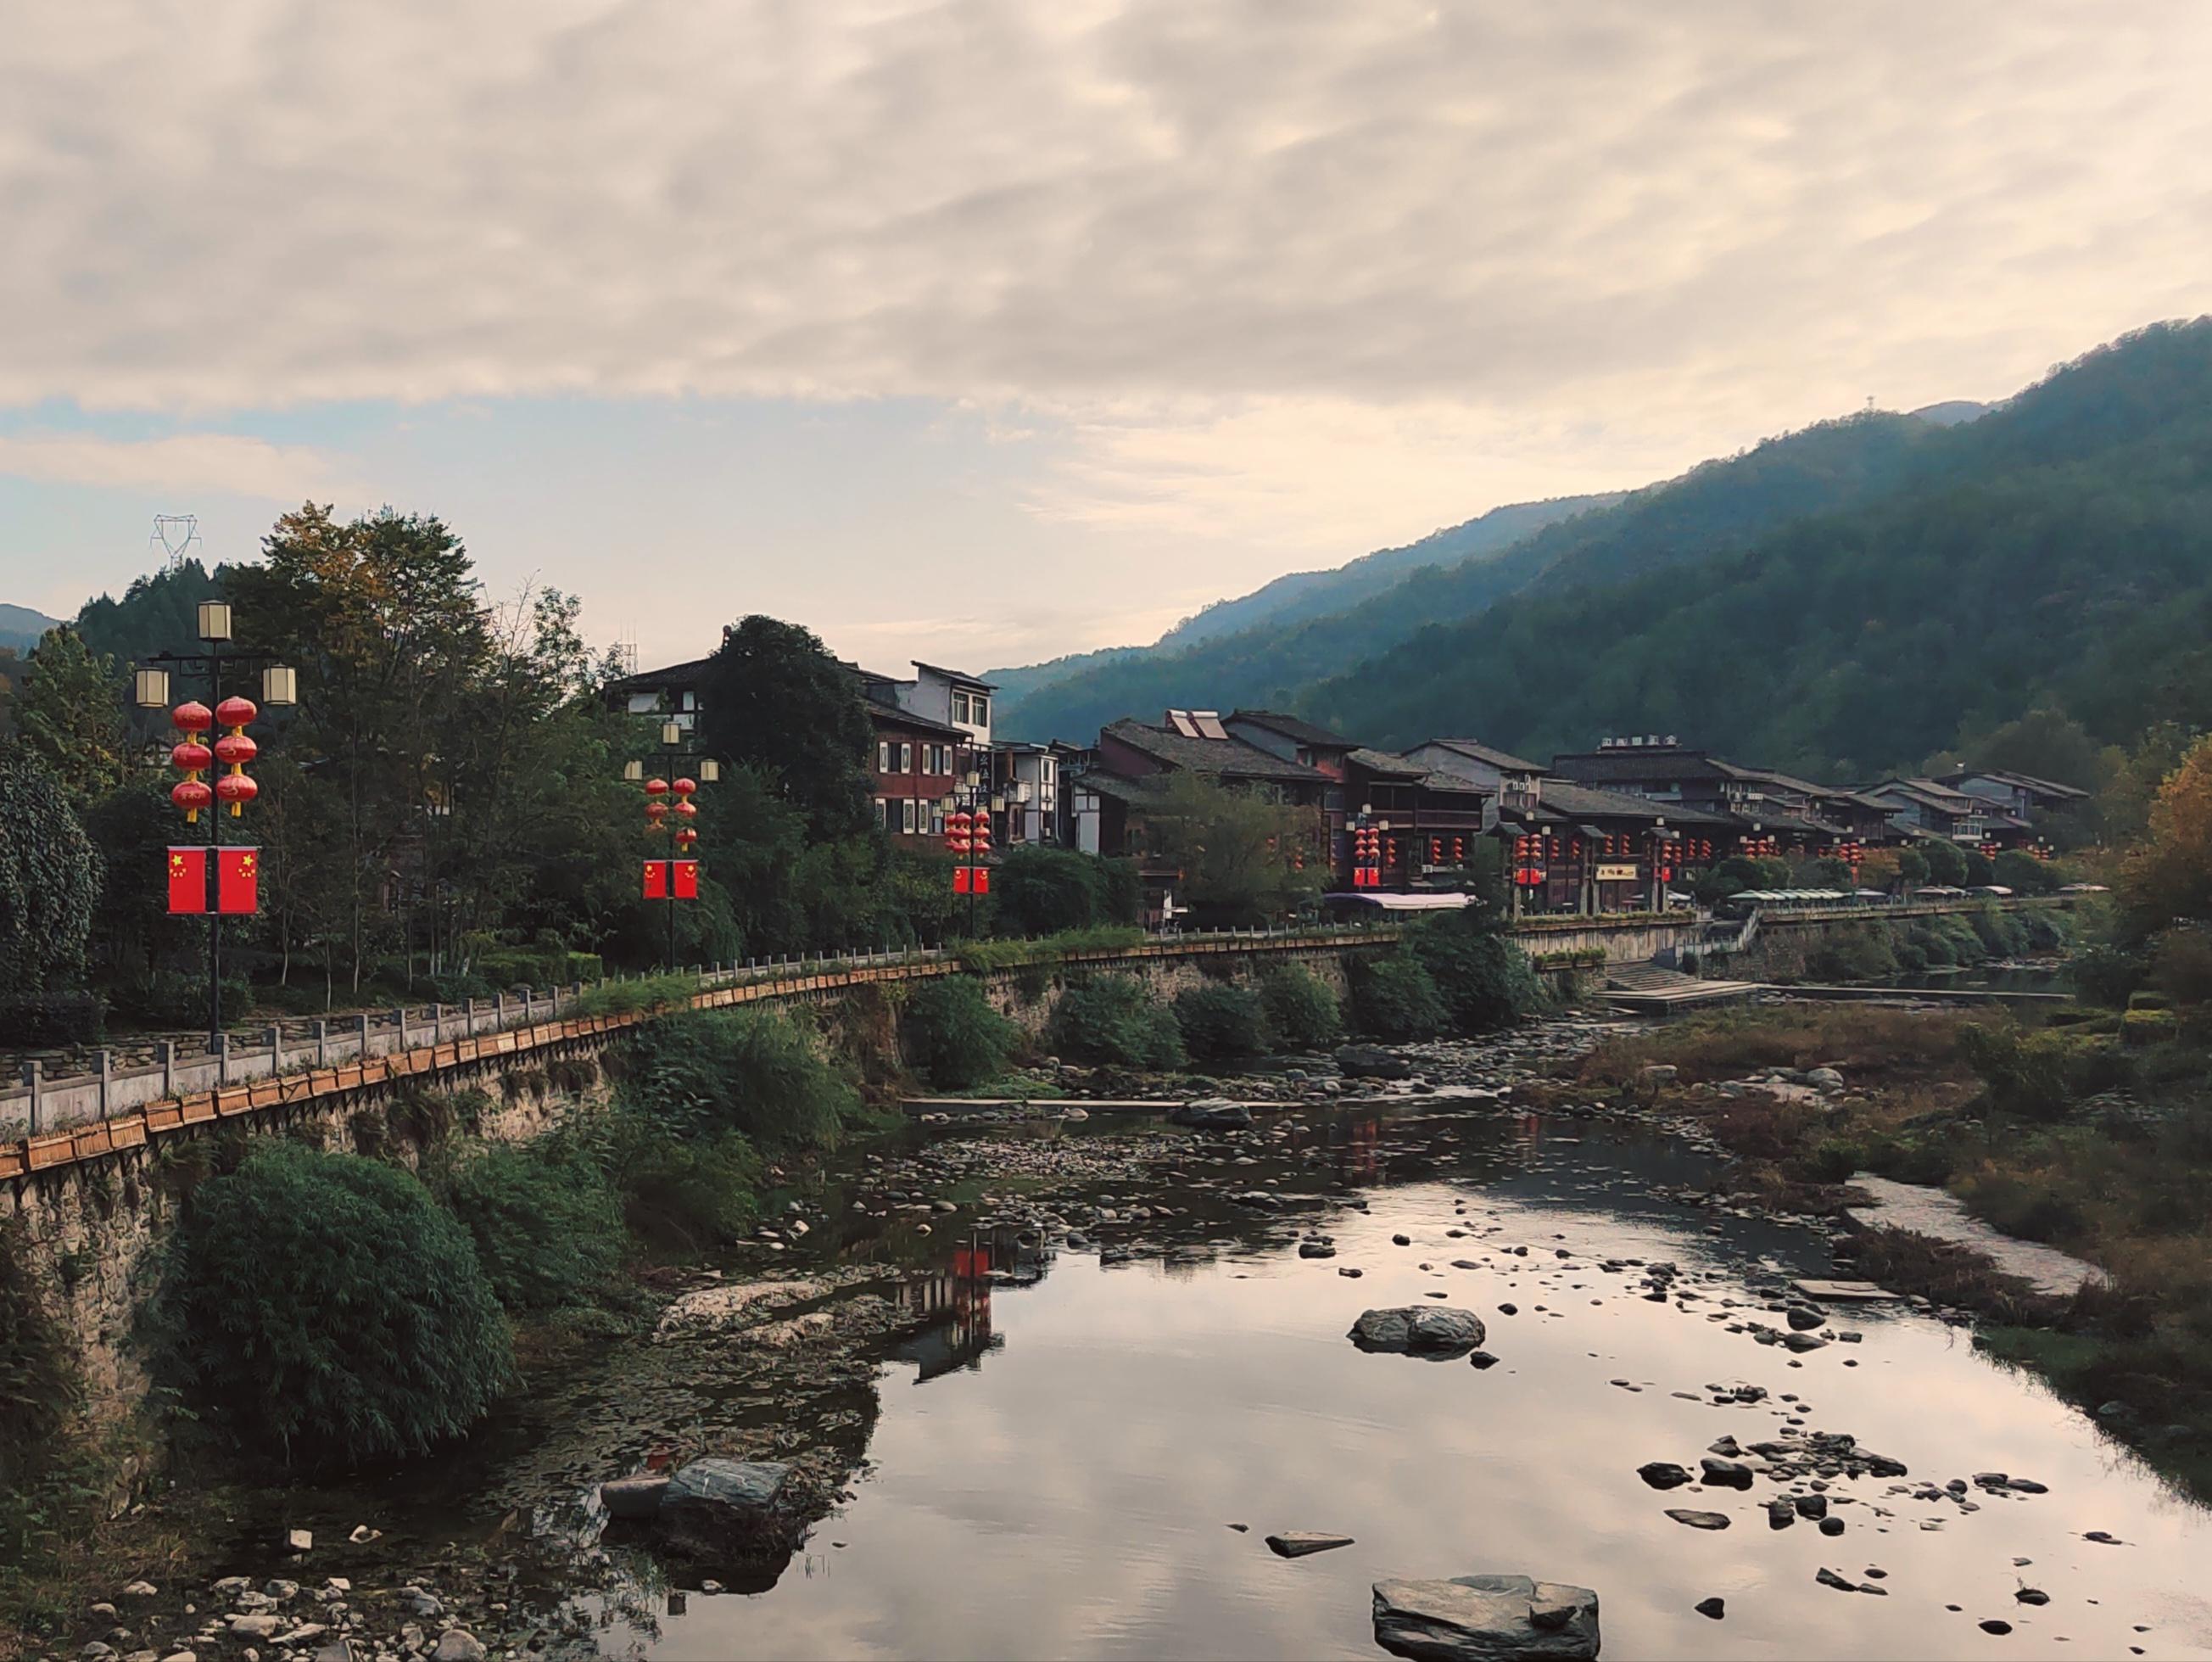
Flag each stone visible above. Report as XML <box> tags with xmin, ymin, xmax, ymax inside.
<box><xmin>1700</xmin><ymin>1457</ymin><xmax>1755</xmax><ymax>1490</ymax></box>
<box><xmin>1636</xmin><ymin>1462</ymin><xmax>1692</xmax><ymax>1491</ymax></box>
<box><xmin>120</xmin><ymin>1583</ymin><xmax>159</xmax><ymax>1599</ymax></box>
<box><xmin>1980</xmin><ymin>1620</ymin><xmax>2014</xmax><ymax>1635</ymax></box>
<box><xmin>1767</xmin><ymin>1497</ymin><xmax>1796</xmax><ymax>1529</ymax></box>
<box><xmin>2015</xmin><ymin>1588</ymin><xmax>2049</xmax><ymax>1606</ymax></box>
<box><xmin>659</xmin><ymin>1457</ymin><xmax>794</xmax><ymax>1553</ymax></box>
<box><xmin>396</xmin><ymin>1589</ymin><xmax>444</xmax><ymax>1620</ymax></box>
<box><xmin>1664</xmin><ymin>1509</ymin><xmax>1731</xmax><ymax>1530</ymax></box>
<box><xmin>1335</xmin><ymin>1045</ymin><xmax>1415</xmax><ymax>1081</ymax></box>
<box><xmin>282</xmin><ymin>1528</ymin><xmax>311</xmax><ymax>1553</ymax></box>
<box><xmin>227</xmin><ymin>1616</ymin><xmax>282</xmax><ymax>1641</ymax></box>
<box><xmin>600</xmin><ymin>1474</ymin><xmax>670</xmax><ymax>1520</ymax></box>
<box><xmin>1298</xmin><ymin>1240</ymin><xmax>1337</xmax><ymax>1259</ymax></box>
<box><xmin>1466</xmin><ymin>1348</ymin><xmax>1500</xmax><ymax>1370</ymax></box>
<box><xmin>1169</xmin><ymin>1100</ymin><xmax>1254</xmax><ymax>1130</ymax></box>
<box><xmin>1347</xmin><ymin>1307</ymin><xmax>1487</xmax><ymax>1358</ymax></box>
<box><xmin>1265</xmin><ymin>1531</ymin><xmax>1355</xmax><ymax>1558</ymax></box>
<box><xmin>1818</xmin><ymin>1516</ymin><xmax>1846</xmax><ymax>1536</ymax></box>
<box><xmin>1694</xmin><ymin>1597</ymin><xmax>1725</xmax><ymax>1620</ymax></box>
<box><xmin>430</xmin><ymin>1633</ymin><xmax>485</xmax><ymax>1662</ymax></box>
<box><xmin>1371</xmin><ymin>1575</ymin><xmax>1599</xmax><ymax>1662</ymax></box>
<box><xmin>1815</xmin><ymin>1568</ymin><xmax>1858</xmax><ymax>1593</ymax></box>
<box><xmin>1785</xmin><ymin>1306</ymin><xmax>1826</xmax><ymax>1331</ymax></box>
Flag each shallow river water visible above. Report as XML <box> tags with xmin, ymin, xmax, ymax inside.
<box><xmin>584</xmin><ymin>1110</ymin><xmax>2210</xmax><ymax>1660</ymax></box>
<box><xmin>204</xmin><ymin>1099</ymin><xmax>2212</xmax><ymax>1660</ymax></box>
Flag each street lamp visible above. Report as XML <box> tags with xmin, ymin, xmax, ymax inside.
<box><xmin>137</xmin><ymin>604</ymin><xmax>296</xmax><ymax>1045</ymax></box>
<box><xmin>625</xmin><ymin>722</ymin><xmax>726</xmax><ymax>972</ymax></box>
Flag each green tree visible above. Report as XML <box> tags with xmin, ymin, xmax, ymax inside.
<box><xmin>2121</xmin><ymin>734</ymin><xmax>2212</xmax><ymax>931</ymax></box>
<box><xmin>991</xmin><ymin>845</ymin><xmax>1135</xmax><ymax>936</ymax></box>
<box><xmin>155</xmin><ymin>1141</ymin><xmax>512</xmax><ymax>1464</ymax></box>
<box><xmin>0</xmin><ymin>753</ymin><xmax>100</xmax><ymax>993</ymax></box>
<box><xmin>905</xmin><ymin>975</ymin><xmax>1019</xmax><ymax>1088</ymax></box>
<box><xmin>1921</xmin><ymin>840</ymin><xmax>1969</xmax><ymax>886</ymax></box>
<box><xmin>14</xmin><ymin>627</ymin><xmax>126</xmax><ymax>807</ymax></box>
<box><xmin>1409</xmin><ymin>909</ymin><xmax>1543</xmax><ymax>1032</ymax></box>
<box><xmin>698</xmin><ymin>616</ymin><xmax>875</xmax><ymax>840</ymax></box>
<box><xmin>1142</xmin><ymin>772</ymin><xmax>1321</xmax><ymax>926</ymax></box>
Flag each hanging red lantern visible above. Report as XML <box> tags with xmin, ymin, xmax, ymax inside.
<box><xmin>645</xmin><ymin>800</ymin><xmax>668</xmax><ymax>825</ymax></box>
<box><xmin>645</xmin><ymin>777</ymin><xmax>669</xmax><ymax>799</ymax></box>
<box><xmin>672</xmin><ymin>777</ymin><xmax>697</xmax><ymax>798</ymax></box>
<box><xmin>213</xmin><ymin>731</ymin><xmax>257</xmax><ymax>768</ymax></box>
<box><xmin>673</xmin><ymin>798</ymin><xmax>698</xmax><ymax>820</ymax></box>
<box><xmin>215</xmin><ymin>773</ymin><xmax>258</xmax><ymax>809</ymax></box>
<box><xmin>171</xmin><ymin>779</ymin><xmax>214</xmax><ymax>818</ymax></box>
<box><xmin>170</xmin><ymin>739</ymin><xmax>212</xmax><ymax>773</ymax></box>
<box><xmin>173</xmin><ymin>700</ymin><xmax>213</xmax><ymax>735</ymax></box>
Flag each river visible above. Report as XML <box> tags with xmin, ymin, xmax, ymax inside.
<box><xmin>182</xmin><ymin>1084</ymin><xmax>2211</xmax><ymax>1660</ymax></box>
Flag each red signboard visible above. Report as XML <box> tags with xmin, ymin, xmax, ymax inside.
<box><xmin>215</xmin><ymin>848</ymin><xmax>260</xmax><ymax>915</ymax></box>
<box><xmin>167</xmin><ymin>847</ymin><xmax>208</xmax><ymax>915</ymax></box>
<box><xmin>673</xmin><ymin>859</ymin><xmax>699</xmax><ymax>899</ymax></box>
<box><xmin>642</xmin><ymin>859</ymin><xmax>667</xmax><ymax>900</ymax></box>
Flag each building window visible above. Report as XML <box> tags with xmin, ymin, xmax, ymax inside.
<box><xmin>877</xmin><ymin>741</ymin><xmax>892</xmax><ymax>774</ymax></box>
<box><xmin>902</xmin><ymin>798</ymin><xmax>919</xmax><ymax>834</ymax></box>
<box><xmin>874</xmin><ymin>797</ymin><xmax>889</xmax><ymax>830</ymax></box>
<box><xmin>897</xmin><ymin>741</ymin><xmax>912</xmax><ymax>775</ymax></box>
<box><xmin>970</xmin><ymin>694</ymin><xmax>989</xmax><ymax>726</ymax></box>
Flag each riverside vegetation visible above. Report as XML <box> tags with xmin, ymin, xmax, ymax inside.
<box><xmin>0</xmin><ymin>909</ymin><xmax>1547</xmax><ymax>1638</ymax></box>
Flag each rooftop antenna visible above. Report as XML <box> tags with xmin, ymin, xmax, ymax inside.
<box><xmin>151</xmin><ymin>514</ymin><xmax>202</xmax><ymax>568</ymax></box>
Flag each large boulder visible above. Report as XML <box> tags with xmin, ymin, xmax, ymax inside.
<box><xmin>1373</xmin><ymin>1575</ymin><xmax>1600</xmax><ymax>1661</ymax></box>
<box><xmin>656</xmin><ymin>1458</ymin><xmax>793</xmax><ymax>1556</ymax></box>
<box><xmin>1349</xmin><ymin>1307</ymin><xmax>1487</xmax><ymax>1358</ymax></box>
<box><xmin>599</xmin><ymin>1474</ymin><xmax>669</xmax><ymax>1521</ymax></box>
<box><xmin>1335</xmin><ymin>1045</ymin><xmax>1415</xmax><ymax>1081</ymax></box>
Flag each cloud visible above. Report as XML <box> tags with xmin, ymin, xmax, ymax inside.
<box><xmin>0</xmin><ymin>432</ymin><xmax>362</xmax><ymax>499</ymax></box>
<box><xmin>0</xmin><ymin>0</ymin><xmax>2203</xmax><ymax>421</ymax></box>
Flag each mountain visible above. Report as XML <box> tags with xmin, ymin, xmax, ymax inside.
<box><xmin>997</xmin><ymin>406</ymin><xmax>1950</xmax><ymax>742</ymax></box>
<box><xmin>1290</xmin><ymin>318</ymin><xmax>2212</xmax><ymax>775</ymax></box>
<box><xmin>0</xmin><ymin>603</ymin><xmax>61</xmax><ymax>653</ymax></box>
<box><xmin>1152</xmin><ymin>495</ymin><xmax>1620</xmax><ymax>652</ymax></box>
<box><xmin>982</xmin><ymin>494</ymin><xmax>1611</xmax><ymax>729</ymax></box>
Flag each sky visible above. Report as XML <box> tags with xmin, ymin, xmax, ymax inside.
<box><xmin>2</xmin><ymin>0</ymin><xmax>2208</xmax><ymax>673</ymax></box>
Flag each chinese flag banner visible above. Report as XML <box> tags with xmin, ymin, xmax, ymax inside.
<box><xmin>952</xmin><ymin>865</ymin><xmax>971</xmax><ymax>893</ymax></box>
<box><xmin>167</xmin><ymin>847</ymin><xmax>208</xmax><ymax>915</ymax></box>
<box><xmin>642</xmin><ymin>859</ymin><xmax>668</xmax><ymax>900</ymax></box>
<box><xmin>672</xmin><ymin>859</ymin><xmax>699</xmax><ymax>899</ymax></box>
<box><xmin>216</xmin><ymin>848</ymin><xmax>260</xmax><ymax>915</ymax></box>
<box><xmin>972</xmin><ymin>866</ymin><xmax>990</xmax><ymax>895</ymax></box>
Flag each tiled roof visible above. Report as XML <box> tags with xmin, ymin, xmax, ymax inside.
<box><xmin>1101</xmin><ymin>718</ymin><xmax>1328</xmax><ymax>784</ymax></box>
<box><xmin>1229</xmin><ymin>709</ymin><xmax>1357</xmax><ymax>748</ymax></box>
<box><xmin>1421</xmin><ymin>737</ymin><xmax>1547</xmax><ymax>775</ymax></box>
<box><xmin>607</xmin><ymin>655</ymin><xmax>714</xmax><ymax>695</ymax></box>
<box><xmin>1345</xmin><ymin>747</ymin><xmax>1428</xmax><ymax>779</ymax></box>
<box><xmin>1070</xmin><ymin>769</ymin><xmax>1170</xmax><ymax>806</ymax></box>
<box><xmin>863</xmin><ymin>693</ymin><xmax>965</xmax><ymax>740</ymax></box>
<box><xmin>1958</xmin><ymin>768</ymin><xmax>2090</xmax><ymax>802</ymax></box>
<box><xmin>1550</xmin><ymin>747</ymin><xmax>1725</xmax><ymax>786</ymax></box>
<box><xmin>1537</xmin><ymin>779</ymin><xmax>1734</xmax><ymax>826</ymax></box>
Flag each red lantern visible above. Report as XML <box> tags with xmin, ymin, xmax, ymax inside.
<box><xmin>215</xmin><ymin>773</ymin><xmax>258</xmax><ymax>809</ymax></box>
<box><xmin>645</xmin><ymin>800</ymin><xmax>668</xmax><ymax>825</ymax></box>
<box><xmin>672</xmin><ymin>777</ymin><xmax>697</xmax><ymax>797</ymax></box>
<box><xmin>673</xmin><ymin>798</ymin><xmax>697</xmax><ymax>820</ymax></box>
<box><xmin>171</xmin><ymin>780</ymin><xmax>214</xmax><ymax>818</ymax></box>
<box><xmin>214</xmin><ymin>695</ymin><xmax>257</xmax><ymax>729</ymax></box>
<box><xmin>170</xmin><ymin>740</ymin><xmax>212</xmax><ymax>772</ymax></box>
<box><xmin>213</xmin><ymin>732</ymin><xmax>257</xmax><ymax>767</ymax></box>
<box><xmin>645</xmin><ymin>777</ymin><xmax>669</xmax><ymax>798</ymax></box>
<box><xmin>172</xmin><ymin>700</ymin><xmax>213</xmax><ymax>734</ymax></box>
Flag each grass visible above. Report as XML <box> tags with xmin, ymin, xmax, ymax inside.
<box><xmin>1581</xmin><ymin>1000</ymin><xmax>2212</xmax><ymax>1503</ymax></box>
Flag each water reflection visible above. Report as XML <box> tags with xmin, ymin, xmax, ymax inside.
<box><xmin>590</xmin><ymin>1110</ymin><xmax>2212</xmax><ymax>1661</ymax></box>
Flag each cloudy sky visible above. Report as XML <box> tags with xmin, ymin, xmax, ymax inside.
<box><xmin>2</xmin><ymin>0</ymin><xmax>2206</xmax><ymax>670</ymax></box>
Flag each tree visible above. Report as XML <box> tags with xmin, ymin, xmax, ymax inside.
<box><xmin>14</xmin><ymin>627</ymin><xmax>126</xmax><ymax>807</ymax></box>
<box><xmin>1142</xmin><ymin>772</ymin><xmax>1321</xmax><ymax>926</ymax></box>
<box><xmin>991</xmin><ymin>845</ymin><xmax>1127</xmax><ymax>936</ymax></box>
<box><xmin>1963</xmin><ymin>708</ymin><xmax>2111</xmax><ymax>792</ymax></box>
<box><xmin>2121</xmin><ymin>734</ymin><xmax>2212</xmax><ymax>931</ymax></box>
<box><xmin>697</xmin><ymin>616</ymin><xmax>874</xmax><ymax>840</ymax></box>
<box><xmin>0</xmin><ymin>753</ymin><xmax>100</xmax><ymax>993</ymax></box>
<box><xmin>1921</xmin><ymin>840</ymin><xmax>1969</xmax><ymax>886</ymax></box>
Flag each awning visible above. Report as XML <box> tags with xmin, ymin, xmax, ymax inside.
<box><xmin>1321</xmin><ymin>892</ymin><xmax>1472</xmax><ymax>910</ymax></box>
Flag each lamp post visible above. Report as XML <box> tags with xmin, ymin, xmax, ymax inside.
<box><xmin>627</xmin><ymin>719</ymin><xmax>723</xmax><ymax>973</ymax></box>
<box><xmin>941</xmin><ymin>771</ymin><xmax>1001</xmax><ymax>939</ymax></box>
<box><xmin>134</xmin><ymin>604</ymin><xmax>296</xmax><ymax>1044</ymax></box>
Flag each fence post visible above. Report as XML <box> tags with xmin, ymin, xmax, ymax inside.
<box><xmin>22</xmin><ymin>1060</ymin><xmax>40</xmax><ymax>1136</ymax></box>
<box><xmin>315</xmin><ymin>1020</ymin><xmax>329</xmax><ymax>1067</ymax></box>
<box><xmin>158</xmin><ymin>1039</ymin><xmax>176</xmax><ymax>1100</ymax></box>
<box><xmin>358</xmin><ymin>1013</ymin><xmax>372</xmax><ymax>1057</ymax></box>
<box><xmin>392</xmin><ymin>1008</ymin><xmax>407</xmax><ymax>1053</ymax></box>
<box><xmin>213</xmin><ymin>1032</ymin><xmax>230</xmax><ymax>1086</ymax></box>
<box><xmin>267</xmin><ymin>1024</ymin><xmax>282</xmax><ymax>1075</ymax></box>
<box><xmin>432</xmin><ymin>1002</ymin><xmax>445</xmax><ymax>1042</ymax></box>
<box><xmin>465</xmin><ymin>996</ymin><xmax>478</xmax><ymax>1036</ymax></box>
<box><xmin>95</xmin><ymin>1049</ymin><xmax>113</xmax><ymax>1120</ymax></box>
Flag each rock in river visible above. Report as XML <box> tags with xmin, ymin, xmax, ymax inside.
<box><xmin>1665</xmin><ymin>1509</ymin><xmax>1731</xmax><ymax>1530</ymax></box>
<box><xmin>1170</xmin><ymin>1099</ymin><xmax>1254</xmax><ymax>1129</ymax></box>
<box><xmin>1700</xmin><ymin>1457</ymin><xmax>1755</xmax><ymax>1490</ymax></box>
<box><xmin>599</xmin><ymin>1474</ymin><xmax>669</xmax><ymax>1521</ymax></box>
<box><xmin>1265</xmin><ymin>1531</ymin><xmax>1355</xmax><ymax>1558</ymax></box>
<box><xmin>1335</xmin><ymin>1045</ymin><xmax>1415</xmax><ymax>1081</ymax></box>
<box><xmin>1373</xmin><ymin>1575</ymin><xmax>1599</xmax><ymax>1662</ymax></box>
<box><xmin>1637</xmin><ymin>1462</ymin><xmax>1692</xmax><ymax>1491</ymax></box>
<box><xmin>657</xmin><ymin>1458</ymin><xmax>794</xmax><ymax>1556</ymax></box>
<box><xmin>1348</xmin><ymin>1307</ymin><xmax>1487</xmax><ymax>1358</ymax></box>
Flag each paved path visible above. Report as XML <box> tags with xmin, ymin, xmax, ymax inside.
<box><xmin>1846</xmin><ymin>1173</ymin><xmax>2106</xmax><ymax>1301</ymax></box>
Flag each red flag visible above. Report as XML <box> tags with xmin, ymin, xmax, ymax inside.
<box><xmin>216</xmin><ymin>847</ymin><xmax>260</xmax><ymax>915</ymax></box>
<box><xmin>672</xmin><ymin>859</ymin><xmax>698</xmax><ymax>899</ymax></box>
<box><xmin>952</xmin><ymin>865</ymin><xmax>971</xmax><ymax>893</ymax></box>
<box><xmin>168</xmin><ymin>846</ymin><xmax>208</xmax><ymax>915</ymax></box>
<box><xmin>972</xmin><ymin>866</ymin><xmax>990</xmax><ymax>895</ymax></box>
<box><xmin>642</xmin><ymin>859</ymin><xmax>668</xmax><ymax>900</ymax></box>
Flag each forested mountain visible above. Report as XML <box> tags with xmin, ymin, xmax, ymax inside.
<box><xmin>1290</xmin><ymin>319</ymin><xmax>2212</xmax><ymax>775</ymax></box>
<box><xmin>999</xmin><ymin>402</ymin><xmax>1963</xmax><ymax>741</ymax></box>
<box><xmin>0</xmin><ymin>602</ymin><xmax>61</xmax><ymax>652</ymax></box>
<box><xmin>981</xmin><ymin>495</ymin><xmax>1611</xmax><ymax>719</ymax></box>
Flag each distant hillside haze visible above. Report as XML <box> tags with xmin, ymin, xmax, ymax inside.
<box><xmin>991</xmin><ymin>317</ymin><xmax>2212</xmax><ymax>782</ymax></box>
<box><xmin>0</xmin><ymin>602</ymin><xmax>62</xmax><ymax>653</ymax></box>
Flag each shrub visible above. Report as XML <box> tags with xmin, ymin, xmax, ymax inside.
<box><xmin>619</xmin><ymin>1007</ymin><xmax>857</xmax><ymax>1152</ymax></box>
<box><xmin>0</xmin><ymin>990</ymin><xmax>105</xmax><ymax>1047</ymax></box>
<box><xmin>1174</xmin><ymin>982</ymin><xmax>1272</xmax><ymax>1064</ymax></box>
<box><xmin>1408</xmin><ymin>911</ymin><xmax>1541</xmax><ymax>1032</ymax></box>
<box><xmin>434</xmin><ymin>1141</ymin><xmax>626</xmax><ymax>1313</ymax></box>
<box><xmin>2122</xmin><ymin>1007</ymin><xmax>2181</xmax><ymax>1047</ymax></box>
<box><xmin>1348</xmin><ymin>949</ymin><xmax>1446</xmax><ymax>1041</ymax></box>
<box><xmin>556</xmin><ymin>1109</ymin><xmax>762</xmax><ymax>1251</ymax></box>
<box><xmin>2150</xmin><ymin>928</ymin><xmax>2212</xmax><ymax>1007</ymax></box>
<box><xmin>1046</xmin><ymin>976</ymin><xmax>1185</xmax><ymax>1068</ymax></box>
<box><xmin>905</xmin><ymin>975</ymin><xmax>1019</xmax><ymax>1088</ymax></box>
<box><xmin>156</xmin><ymin>1140</ymin><xmax>512</xmax><ymax>1464</ymax></box>
<box><xmin>1258</xmin><ymin>964</ymin><xmax>1343</xmax><ymax>1049</ymax></box>
<box><xmin>0</xmin><ymin>1217</ymin><xmax>80</xmax><ymax>1496</ymax></box>
<box><xmin>1958</xmin><ymin>1022</ymin><xmax>2129</xmax><ymax>1118</ymax></box>
<box><xmin>565</xmin><ymin>973</ymin><xmax>699</xmax><ymax>1019</ymax></box>
<box><xmin>989</xmin><ymin>846</ymin><xmax>1137</xmax><ymax>937</ymax></box>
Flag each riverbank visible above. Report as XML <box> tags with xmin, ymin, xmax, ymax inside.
<box><xmin>1556</xmin><ymin>1001</ymin><xmax>2212</xmax><ymax>1503</ymax></box>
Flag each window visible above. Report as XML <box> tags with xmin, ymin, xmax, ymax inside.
<box><xmin>952</xmin><ymin>691</ymin><xmax>970</xmax><ymax>724</ymax></box>
<box><xmin>899</xmin><ymin>742</ymin><xmax>913</xmax><ymax>775</ymax></box>
<box><xmin>874</xmin><ymin>797</ymin><xmax>890</xmax><ymax>830</ymax></box>
<box><xmin>902</xmin><ymin>798</ymin><xmax>919</xmax><ymax>834</ymax></box>
<box><xmin>970</xmin><ymin>695</ymin><xmax>989</xmax><ymax>726</ymax></box>
<box><xmin>877</xmin><ymin>741</ymin><xmax>891</xmax><ymax>774</ymax></box>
